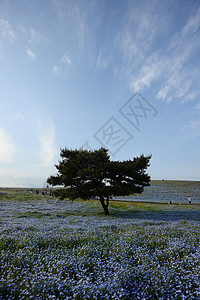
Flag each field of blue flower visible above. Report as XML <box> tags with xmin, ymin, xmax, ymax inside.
<box><xmin>115</xmin><ymin>180</ymin><xmax>200</xmax><ymax>204</ymax></box>
<box><xmin>0</xmin><ymin>186</ymin><xmax>200</xmax><ymax>299</ymax></box>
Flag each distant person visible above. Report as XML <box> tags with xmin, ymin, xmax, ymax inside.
<box><xmin>188</xmin><ymin>196</ymin><xmax>191</xmax><ymax>204</ymax></box>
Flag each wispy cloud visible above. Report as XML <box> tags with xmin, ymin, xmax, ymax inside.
<box><xmin>38</xmin><ymin>121</ymin><xmax>57</xmax><ymax>167</ymax></box>
<box><xmin>114</xmin><ymin>3</ymin><xmax>200</xmax><ymax>104</ymax></box>
<box><xmin>53</xmin><ymin>0</ymin><xmax>99</xmax><ymax>61</ymax></box>
<box><xmin>27</xmin><ymin>49</ymin><xmax>36</xmax><ymax>60</ymax></box>
<box><xmin>182</xmin><ymin>7</ymin><xmax>200</xmax><ymax>36</ymax></box>
<box><xmin>115</xmin><ymin>1</ymin><xmax>167</xmax><ymax>62</ymax></box>
<box><xmin>53</xmin><ymin>1</ymin><xmax>87</xmax><ymax>48</ymax></box>
<box><xmin>130</xmin><ymin>52</ymin><xmax>165</xmax><ymax>93</ymax></box>
<box><xmin>113</xmin><ymin>2</ymin><xmax>169</xmax><ymax>90</ymax></box>
<box><xmin>0</xmin><ymin>18</ymin><xmax>16</xmax><ymax>43</ymax></box>
<box><xmin>155</xmin><ymin>57</ymin><xmax>195</xmax><ymax>103</ymax></box>
<box><xmin>0</xmin><ymin>128</ymin><xmax>16</xmax><ymax>163</ymax></box>
<box><xmin>155</xmin><ymin>32</ymin><xmax>200</xmax><ymax>103</ymax></box>
<box><xmin>52</xmin><ymin>65</ymin><xmax>59</xmax><ymax>75</ymax></box>
<box><xmin>29</xmin><ymin>28</ymin><xmax>45</xmax><ymax>45</ymax></box>
<box><xmin>18</xmin><ymin>24</ymin><xmax>27</xmax><ymax>33</ymax></box>
<box><xmin>61</xmin><ymin>53</ymin><xmax>72</xmax><ymax>65</ymax></box>
<box><xmin>183</xmin><ymin>120</ymin><xmax>200</xmax><ymax>130</ymax></box>
<box><xmin>96</xmin><ymin>52</ymin><xmax>111</xmax><ymax>71</ymax></box>
<box><xmin>181</xmin><ymin>92</ymin><xmax>197</xmax><ymax>103</ymax></box>
<box><xmin>52</xmin><ymin>53</ymin><xmax>72</xmax><ymax>75</ymax></box>
<box><xmin>115</xmin><ymin>30</ymin><xmax>143</xmax><ymax>64</ymax></box>
<box><xmin>154</xmin><ymin>8</ymin><xmax>200</xmax><ymax>103</ymax></box>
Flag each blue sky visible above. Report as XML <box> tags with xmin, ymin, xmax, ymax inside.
<box><xmin>0</xmin><ymin>0</ymin><xmax>200</xmax><ymax>187</ymax></box>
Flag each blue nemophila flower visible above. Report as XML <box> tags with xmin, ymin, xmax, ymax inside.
<box><xmin>0</xmin><ymin>198</ymin><xmax>199</xmax><ymax>299</ymax></box>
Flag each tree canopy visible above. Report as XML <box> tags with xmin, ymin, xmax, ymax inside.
<box><xmin>47</xmin><ymin>148</ymin><xmax>151</xmax><ymax>215</ymax></box>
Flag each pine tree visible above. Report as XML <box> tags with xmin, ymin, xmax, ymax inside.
<box><xmin>47</xmin><ymin>148</ymin><xmax>151</xmax><ymax>215</ymax></box>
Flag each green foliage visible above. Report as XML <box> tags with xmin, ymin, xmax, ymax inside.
<box><xmin>47</xmin><ymin>147</ymin><xmax>151</xmax><ymax>215</ymax></box>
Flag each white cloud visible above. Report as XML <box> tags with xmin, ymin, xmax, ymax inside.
<box><xmin>174</xmin><ymin>79</ymin><xmax>192</xmax><ymax>98</ymax></box>
<box><xmin>130</xmin><ymin>52</ymin><xmax>164</xmax><ymax>93</ymax></box>
<box><xmin>0</xmin><ymin>128</ymin><xmax>16</xmax><ymax>163</ymax></box>
<box><xmin>0</xmin><ymin>19</ymin><xmax>16</xmax><ymax>43</ymax></box>
<box><xmin>156</xmin><ymin>85</ymin><xmax>171</xmax><ymax>101</ymax></box>
<box><xmin>29</xmin><ymin>28</ymin><xmax>44</xmax><ymax>45</ymax></box>
<box><xmin>182</xmin><ymin>8</ymin><xmax>200</xmax><ymax>36</ymax></box>
<box><xmin>183</xmin><ymin>120</ymin><xmax>200</xmax><ymax>130</ymax></box>
<box><xmin>18</xmin><ymin>24</ymin><xmax>27</xmax><ymax>33</ymax></box>
<box><xmin>115</xmin><ymin>30</ymin><xmax>143</xmax><ymax>63</ymax></box>
<box><xmin>155</xmin><ymin>43</ymin><xmax>199</xmax><ymax>103</ymax></box>
<box><xmin>27</xmin><ymin>49</ymin><xmax>36</xmax><ymax>60</ymax></box>
<box><xmin>114</xmin><ymin>3</ymin><xmax>200</xmax><ymax>104</ymax></box>
<box><xmin>131</xmin><ymin>64</ymin><xmax>159</xmax><ymax>93</ymax></box>
<box><xmin>52</xmin><ymin>54</ymin><xmax>72</xmax><ymax>75</ymax></box>
<box><xmin>53</xmin><ymin>0</ymin><xmax>99</xmax><ymax>60</ymax></box>
<box><xmin>61</xmin><ymin>54</ymin><xmax>72</xmax><ymax>65</ymax></box>
<box><xmin>52</xmin><ymin>65</ymin><xmax>59</xmax><ymax>75</ymax></box>
<box><xmin>155</xmin><ymin>10</ymin><xmax>200</xmax><ymax>103</ymax></box>
<box><xmin>38</xmin><ymin>121</ymin><xmax>57</xmax><ymax>167</ymax></box>
<box><xmin>182</xmin><ymin>92</ymin><xmax>197</xmax><ymax>103</ymax></box>
<box><xmin>127</xmin><ymin>2</ymin><xmax>167</xmax><ymax>52</ymax></box>
<box><xmin>96</xmin><ymin>52</ymin><xmax>111</xmax><ymax>71</ymax></box>
<box><xmin>113</xmin><ymin>2</ymin><xmax>173</xmax><ymax>92</ymax></box>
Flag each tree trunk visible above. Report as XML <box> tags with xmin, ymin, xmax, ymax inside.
<box><xmin>106</xmin><ymin>196</ymin><xmax>109</xmax><ymax>208</ymax></box>
<box><xmin>99</xmin><ymin>196</ymin><xmax>109</xmax><ymax>215</ymax></box>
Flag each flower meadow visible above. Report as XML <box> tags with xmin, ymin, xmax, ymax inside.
<box><xmin>0</xmin><ymin>189</ymin><xmax>200</xmax><ymax>299</ymax></box>
<box><xmin>115</xmin><ymin>180</ymin><xmax>200</xmax><ymax>204</ymax></box>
